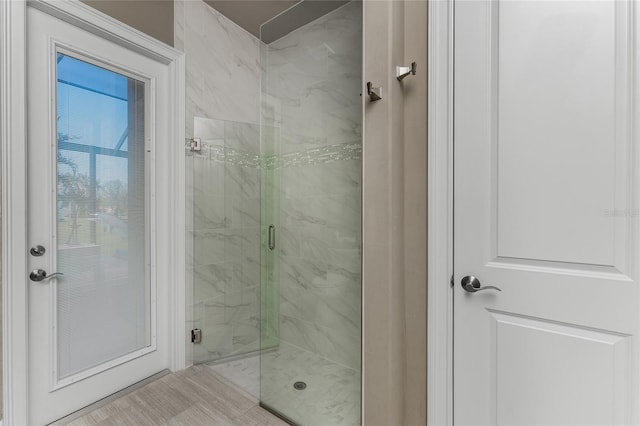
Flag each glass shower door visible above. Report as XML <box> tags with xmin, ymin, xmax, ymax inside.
<box><xmin>190</xmin><ymin>117</ymin><xmax>262</xmax><ymax>366</ymax></box>
<box><xmin>260</xmin><ymin>2</ymin><xmax>363</xmax><ymax>424</ymax></box>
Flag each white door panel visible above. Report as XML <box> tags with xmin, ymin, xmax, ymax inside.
<box><xmin>493</xmin><ymin>312</ymin><xmax>630</xmax><ymax>426</ymax></box>
<box><xmin>27</xmin><ymin>6</ymin><xmax>169</xmax><ymax>424</ymax></box>
<box><xmin>454</xmin><ymin>0</ymin><xmax>639</xmax><ymax>424</ymax></box>
<box><xmin>495</xmin><ymin>0</ymin><xmax>626</xmax><ymax>267</ymax></box>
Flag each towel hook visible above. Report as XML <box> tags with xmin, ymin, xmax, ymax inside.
<box><xmin>366</xmin><ymin>82</ymin><xmax>382</xmax><ymax>101</ymax></box>
<box><xmin>397</xmin><ymin>62</ymin><xmax>417</xmax><ymax>81</ymax></box>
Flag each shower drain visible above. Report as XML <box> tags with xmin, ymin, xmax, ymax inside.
<box><xmin>293</xmin><ymin>381</ymin><xmax>307</xmax><ymax>390</ymax></box>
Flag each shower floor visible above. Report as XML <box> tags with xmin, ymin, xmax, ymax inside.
<box><xmin>208</xmin><ymin>341</ymin><xmax>360</xmax><ymax>426</ymax></box>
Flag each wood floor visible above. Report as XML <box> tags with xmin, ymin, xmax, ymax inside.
<box><xmin>66</xmin><ymin>365</ymin><xmax>289</xmax><ymax>426</ymax></box>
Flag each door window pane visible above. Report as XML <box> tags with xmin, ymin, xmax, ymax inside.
<box><xmin>56</xmin><ymin>53</ymin><xmax>149</xmax><ymax>379</ymax></box>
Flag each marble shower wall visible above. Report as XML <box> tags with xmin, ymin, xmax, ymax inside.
<box><xmin>175</xmin><ymin>0</ymin><xmax>262</xmax><ymax>364</ymax></box>
<box><xmin>262</xmin><ymin>1</ymin><xmax>363</xmax><ymax>371</ymax></box>
<box><xmin>175</xmin><ymin>0</ymin><xmax>261</xmax><ymax>135</ymax></box>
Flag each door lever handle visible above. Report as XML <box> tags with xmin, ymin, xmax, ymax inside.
<box><xmin>461</xmin><ymin>275</ymin><xmax>501</xmax><ymax>293</ymax></box>
<box><xmin>29</xmin><ymin>269</ymin><xmax>64</xmax><ymax>282</ymax></box>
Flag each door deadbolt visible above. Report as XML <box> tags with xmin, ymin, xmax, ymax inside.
<box><xmin>30</xmin><ymin>245</ymin><xmax>46</xmax><ymax>256</ymax></box>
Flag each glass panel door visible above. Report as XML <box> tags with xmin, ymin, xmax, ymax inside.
<box><xmin>27</xmin><ymin>8</ymin><xmax>173</xmax><ymax>422</ymax></box>
<box><xmin>56</xmin><ymin>52</ymin><xmax>150</xmax><ymax>380</ymax></box>
<box><xmin>260</xmin><ymin>2</ymin><xmax>363</xmax><ymax>424</ymax></box>
<box><xmin>189</xmin><ymin>116</ymin><xmax>263</xmax><ymax>378</ymax></box>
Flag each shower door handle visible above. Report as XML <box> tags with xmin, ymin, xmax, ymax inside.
<box><xmin>268</xmin><ymin>225</ymin><xmax>276</xmax><ymax>250</ymax></box>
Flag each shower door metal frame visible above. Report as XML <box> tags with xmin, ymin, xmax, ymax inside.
<box><xmin>0</xmin><ymin>1</ymin><xmax>187</xmax><ymax>423</ymax></box>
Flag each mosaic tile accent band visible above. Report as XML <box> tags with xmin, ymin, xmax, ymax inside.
<box><xmin>191</xmin><ymin>143</ymin><xmax>261</xmax><ymax>168</ymax></box>
<box><xmin>265</xmin><ymin>142</ymin><xmax>362</xmax><ymax>170</ymax></box>
<box><xmin>188</xmin><ymin>140</ymin><xmax>362</xmax><ymax>170</ymax></box>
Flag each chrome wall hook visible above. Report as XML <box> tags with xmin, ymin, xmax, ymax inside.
<box><xmin>366</xmin><ymin>82</ymin><xmax>382</xmax><ymax>101</ymax></box>
<box><xmin>397</xmin><ymin>62</ymin><xmax>417</xmax><ymax>81</ymax></box>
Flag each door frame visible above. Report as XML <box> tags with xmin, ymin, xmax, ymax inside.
<box><xmin>0</xmin><ymin>1</ymin><xmax>186</xmax><ymax>423</ymax></box>
<box><xmin>427</xmin><ymin>0</ymin><xmax>454</xmax><ymax>425</ymax></box>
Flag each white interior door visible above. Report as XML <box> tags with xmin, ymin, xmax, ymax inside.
<box><xmin>27</xmin><ymin>6</ymin><xmax>170</xmax><ymax>424</ymax></box>
<box><xmin>454</xmin><ymin>1</ymin><xmax>639</xmax><ymax>424</ymax></box>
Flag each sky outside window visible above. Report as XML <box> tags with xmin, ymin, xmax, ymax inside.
<box><xmin>57</xmin><ymin>53</ymin><xmax>132</xmax><ymax>184</ymax></box>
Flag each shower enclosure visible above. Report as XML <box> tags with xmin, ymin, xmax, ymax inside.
<box><xmin>188</xmin><ymin>1</ymin><xmax>362</xmax><ymax>424</ymax></box>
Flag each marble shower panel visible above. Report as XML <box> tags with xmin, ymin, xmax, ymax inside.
<box><xmin>176</xmin><ymin>0</ymin><xmax>261</xmax><ymax>139</ymax></box>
